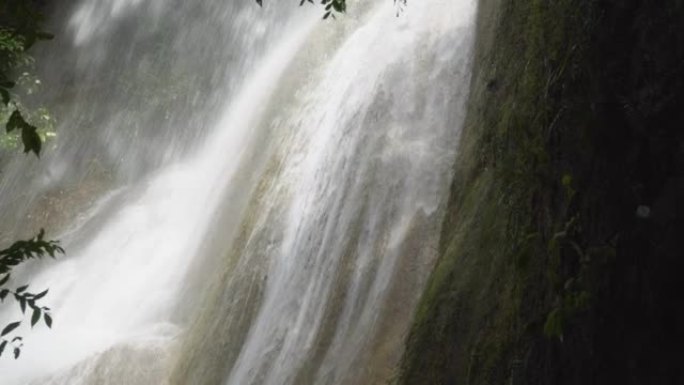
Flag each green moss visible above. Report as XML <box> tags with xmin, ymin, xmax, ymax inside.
<box><xmin>401</xmin><ymin>0</ymin><xmax>684</xmax><ymax>383</ymax></box>
<box><xmin>398</xmin><ymin>0</ymin><xmax>598</xmax><ymax>383</ymax></box>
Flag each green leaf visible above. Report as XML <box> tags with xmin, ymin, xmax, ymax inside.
<box><xmin>44</xmin><ymin>313</ymin><xmax>52</xmax><ymax>328</ymax></box>
<box><xmin>0</xmin><ymin>340</ymin><xmax>6</xmax><ymax>357</ymax></box>
<box><xmin>6</xmin><ymin>110</ymin><xmax>23</xmax><ymax>133</ymax></box>
<box><xmin>16</xmin><ymin>285</ymin><xmax>28</xmax><ymax>293</ymax></box>
<box><xmin>0</xmin><ymin>274</ymin><xmax>10</xmax><ymax>286</ymax></box>
<box><xmin>21</xmin><ymin>123</ymin><xmax>42</xmax><ymax>157</ymax></box>
<box><xmin>332</xmin><ymin>0</ymin><xmax>345</xmax><ymax>12</ymax></box>
<box><xmin>13</xmin><ymin>347</ymin><xmax>20</xmax><ymax>359</ymax></box>
<box><xmin>1</xmin><ymin>321</ymin><xmax>20</xmax><ymax>337</ymax></box>
<box><xmin>19</xmin><ymin>297</ymin><xmax>26</xmax><ymax>314</ymax></box>
<box><xmin>30</xmin><ymin>308</ymin><xmax>41</xmax><ymax>327</ymax></box>
<box><xmin>32</xmin><ymin>289</ymin><xmax>48</xmax><ymax>300</ymax></box>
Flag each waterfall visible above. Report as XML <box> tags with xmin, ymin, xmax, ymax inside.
<box><xmin>0</xmin><ymin>0</ymin><xmax>474</xmax><ymax>383</ymax></box>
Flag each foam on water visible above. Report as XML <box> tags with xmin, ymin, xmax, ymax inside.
<box><xmin>0</xmin><ymin>0</ymin><xmax>475</xmax><ymax>383</ymax></box>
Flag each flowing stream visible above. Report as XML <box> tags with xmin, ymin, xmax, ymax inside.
<box><xmin>0</xmin><ymin>0</ymin><xmax>474</xmax><ymax>383</ymax></box>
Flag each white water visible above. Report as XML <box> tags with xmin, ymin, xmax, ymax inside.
<box><xmin>0</xmin><ymin>0</ymin><xmax>474</xmax><ymax>383</ymax></box>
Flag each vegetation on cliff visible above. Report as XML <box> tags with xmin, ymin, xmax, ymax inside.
<box><xmin>400</xmin><ymin>0</ymin><xmax>684</xmax><ymax>383</ymax></box>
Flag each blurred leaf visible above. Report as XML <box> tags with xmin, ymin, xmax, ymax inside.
<box><xmin>1</xmin><ymin>321</ymin><xmax>20</xmax><ymax>337</ymax></box>
<box><xmin>32</xmin><ymin>289</ymin><xmax>48</xmax><ymax>300</ymax></box>
<box><xmin>30</xmin><ymin>308</ymin><xmax>40</xmax><ymax>327</ymax></box>
<box><xmin>44</xmin><ymin>313</ymin><xmax>52</xmax><ymax>328</ymax></box>
<box><xmin>21</xmin><ymin>123</ymin><xmax>42</xmax><ymax>156</ymax></box>
<box><xmin>0</xmin><ymin>340</ymin><xmax>6</xmax><ymax>356</ymax></box>
<box><xmin>6</xmin><ymin>110</ymin><xmax>23</xmax><ymax>133</ymax></box>
<box><xmin>332</xmin><ymin>0</ymin><xmax>345</xmax><ymax>12</ymax></box>
<box><xmin>0</xmin><ymin>274</ymin><xmax>9</xmax><ymax>286</ymax></box>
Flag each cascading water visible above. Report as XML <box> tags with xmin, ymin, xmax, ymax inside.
<box><xmin>0</xmin><ymin>0</ymin><xmax>474</xmax><ymax>384</ymax></box>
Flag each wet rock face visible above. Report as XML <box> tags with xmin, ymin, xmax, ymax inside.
<box><xmin>399</xmin><ymin>0</ymin><xmax>684</xmax><ymax>384</ymax></box>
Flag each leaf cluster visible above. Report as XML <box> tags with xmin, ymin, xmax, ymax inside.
<box><xmin>3</xmin><ymin>108</ymin><xmax>41</xmax><ymax>155</ymax></box>
<box><xmin>0</xmin><ymin>229</ymin><xmax>63</xmax><ymax>275</ymax></box>
<box><xmin>0</xmin><ymin>104</ymin><xmax>55</xmax><ymax>151</ymax></box>
<box><xmin>254</xmin><ymin>0</ymin><xmax>347</xmax><ymax>19</ymax></box>
<box><xmin>0</xmin><ymin>0</ymin><xmax>53</xmax><ymax>157</ymax></box>
<box><xmin>320</xmin><ymin>0</ymin><xmax>346</xmax><ymax>20</ymax></box>
<box><xmin>0</xmin><ymin>230</ymin><xmax>62</xmax><ymax>359</ymax></box>
<box><xmin>255</xmin><ymin>0</ymin><xmax>407</xmax><ymax>20</ymax></box>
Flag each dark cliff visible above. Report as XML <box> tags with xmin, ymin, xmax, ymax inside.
<box><xmin>400</xmin><ymin>0</ymin><xmax>684</xmax><ymax>384</ymax></box>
